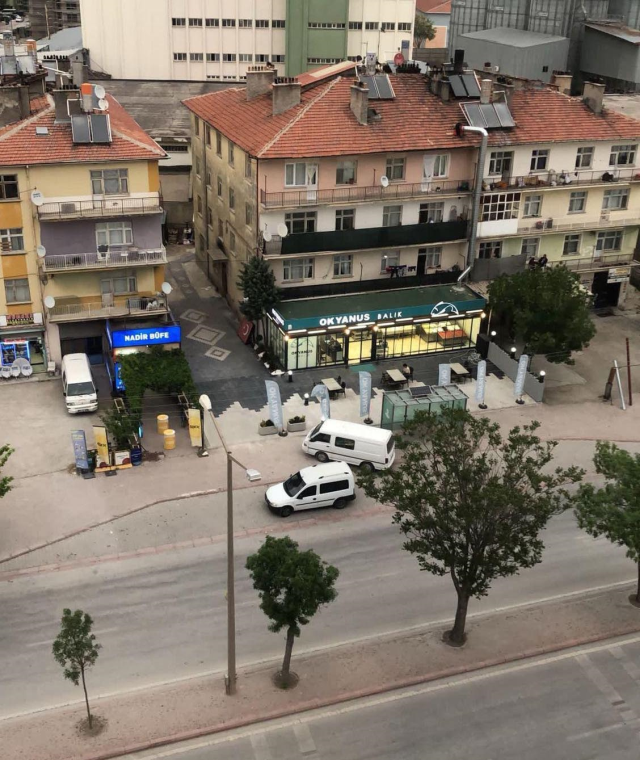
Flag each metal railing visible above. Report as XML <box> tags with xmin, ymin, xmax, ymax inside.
<box><xmin>518</xmin><ymin>215</ymin><xmax>639</xmax><ymax>235</ymax></box>
<box><xmin>551</xmin><ymin>252</ymin><xmax>635</xmax><ymax>273</ymax></box>
<box><xmin>260</xmin><ymin>179</ymin><xmax>474</xmax><ymax>208</ymax></box>
<box><xmin>47</xmin><ymin>295</ymin><xmax>168</xmax><ymax>321</ymax></box>
<box><xmin>484</xmin><ymin>167</ymin><xmax>640</xmax><ymax>192</ymax></box>
<box><xmin>42</xmin><ymin>247</ymin><xmax>167</xmax><ymax>272</ymax></box>
<box><xmin>38</xmin><ymin>195</ymin><xmax>163</xmax><ymax>220</ymax></box>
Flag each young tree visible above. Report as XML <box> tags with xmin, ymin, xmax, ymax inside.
<box><xmin>52</xmin><ymin>609</ymin><xmax>102</xmax><ymax>728</ymax></box>
<box><xmin>359</xmin><ymin>408</ymin><xmax>582</xmax><ymax>645</ymax></box>
<box><xmin>246</xmin><ymin>536</ymin><xmax>339</xmax><ymax>687</ymax></box>
<box><xmin>0</xmin><ymin>444</ymin><xmax>13</xmax><ymax>499</ymax></box>
<box><xmin>414</xmin><ymin>14</ymin><xmax>436</xmax><ymax>48</ymax></box>
<box><xmin>488</xmin><ymin>266</ymin><xmax>596</xmax><ymax>363</ymax></box>
<box><xmin>237</xmin><ymin>256</ymin><xmax>280</xmax><ymax>340</ymax></box>
<box><xmin>575</xmin><ymin>441</ymin><xmax>640</xmax><ymax>603</ymax></box>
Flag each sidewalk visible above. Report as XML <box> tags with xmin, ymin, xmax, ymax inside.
<box><xmin>2</xmin><ymin>584</ymin><xmax>639</xmax><ymax>760</ymax></box>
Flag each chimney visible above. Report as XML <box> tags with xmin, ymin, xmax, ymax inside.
<box><xmin>453</xmin><ymin>49</ymin><xmax>465</xmax><ymax>75</ymax></box>
<box><xmin>439</xmin><ymin>78</ymin><xmax>451</xmax><ymax>102</ymax></box>
<box><xmin>2</xmin><ymin>31</ymin><xmax>15</xmax><ymax>58</ymax></box>
<box><xmin>272</xmin><ymin>77</ymin><xmax>301</xmax><ymax>116</ymax></box>
<box><xmin>53</xmin><ymin>86</ymin><xmax>79</xmax><ymax>123</ymax></box>
<box><xmin>480</xmin><ymin>78</ymin><xmax>492</xmax><ymax>104</ymax></box>
<box><xmin>71</xmin><ymin>59</ymin><xmax>84</xmax><ymax>86</ymax></box>
<box><xmin>81</xmin><ymin>82</ymin><xmax>93</xmax><ymax>112</ymax></box>
<box><xmin>583</xmin><ymin>80</ymin><xmax>605</xmax><ymax>114</ymax></box>
<box><xmin>483</xmin><ymin>61</ymin><xmax>492</xmax><ymax>72</ymax></box>
<box><xmin>350</xmin><ymin>81</ymin><xmax>368</xmax><ymax>125</ymax></box>
<box><xmin>552</xmin><ymin>71</ymin><xmax>572</xmax><ymax>95</ymax></box>
<box><xmin>246</xmin><ymin>65</ymin><xmax>276</xmax><ymax>101</ymax></box>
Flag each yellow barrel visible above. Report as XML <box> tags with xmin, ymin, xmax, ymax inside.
<box><xmin>157</xmin><ymin>414</ymin><xmax>169</xmax><ymax>433</ymax></box>
<box><xmin>163</xmin><ymin>429</ymin><xmax>176</xmax><ymax>450</ymax></box>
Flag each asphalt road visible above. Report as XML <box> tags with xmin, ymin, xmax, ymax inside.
<box><xmin>0</xmin><ymin>510</ymin><xmax>634</xmax><ymax>719</ymax></box>
<box><xmin>124</xmin><ymin>634</ymin><xmax>640</xmax><ymax>760</ymax></box>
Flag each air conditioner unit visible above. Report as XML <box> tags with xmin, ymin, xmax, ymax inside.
<box><xmin>60</xmin><ymin>202</ymin><xmax>77</xmax><ymax>214</ymax></box>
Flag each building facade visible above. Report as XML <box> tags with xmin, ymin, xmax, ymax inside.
<box><xmin>28</xmin><ymin>0</ymin><xmax>80</xmax><ymax>41</ymax></box>
<box><xmin>79</xmin><ymin>0</ymin><xmax>415</xmax><ymax>81</ymax></box>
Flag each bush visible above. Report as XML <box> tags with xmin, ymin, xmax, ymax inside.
<box><xmin>260</xmin><ymin>419</ymin><xmax>275</xmax><ymax>428</ymax></box>
<box><xmin>289</xmin><ymin>415</ymin><xmax>305</xmax><ymax>424</ymax></box>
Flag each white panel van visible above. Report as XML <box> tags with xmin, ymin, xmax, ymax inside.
<box><xmin>61</xmin><ymin>353</ymin><xmax>98</xmax><ymax>414</ymax></box>
<box><xmin>265</xmin><ymin>462</ymin><xmax>356</xmax><ymax>517</ymax></box>
<box><xmin>302</xmin><ymin>419</ymin><xmax>395</xmax><ymax>472</ymax></box>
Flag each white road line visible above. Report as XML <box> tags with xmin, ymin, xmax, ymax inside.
<box><xmin>25</xmin><ymin>627</ymin><xmax>118</xmax><ymax>648</ymax></box>
<box><xmin>294</xmin><ymin>723</ymin><xmax>317</xmax><ymax>755</ymax></box>
<box><xmin>250</xmin><ymin>733</ymin><xmax>272</xmax><ymax>760</ymax></box>
<box><xmin>576</xmin><ymin>654</ymin><xmax>626</xmax><ymax>705</ymax></box>
<box><xmin>609</xmin><ymin>645</ymin><xmax>640</xmax><ymax>682</ymax></box>
<box><xmin>567</xmin><ymin>718</ymin><xmax>640</xmax><ymax>742</ymax></box>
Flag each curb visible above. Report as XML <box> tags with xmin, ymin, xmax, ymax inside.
<box><xmin>54</xmin><ymin>621</ymin><xmax>640</xmax><ymax>760</ymax></box>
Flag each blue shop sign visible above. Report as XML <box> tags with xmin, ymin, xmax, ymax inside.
<box><xmin>111</xmin><ymin>325</ymin><xmax>182</xmax><ymax>348</ymax></box>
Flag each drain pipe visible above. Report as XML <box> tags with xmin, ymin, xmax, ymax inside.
<box><xmin>460</xmin><ymin>125</ymin><xmax>488</xmax><ymax>275</ymax></box>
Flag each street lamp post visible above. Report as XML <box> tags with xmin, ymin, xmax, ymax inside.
<box><xmin>199</xmin><ymin>394</ymin><xmax>260</xmax><ymax>696</ymax></box>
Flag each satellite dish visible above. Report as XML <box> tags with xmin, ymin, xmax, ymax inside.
<box><xmin>98</xmin><ymin>98</ymin><xmax>109</xmax><ymax>111</ymax></box>
<box><xmin>277</xmin><ymin>223</ymin><xmax>289</xmax><ymax>238</ymax></box>
<box><xmin>161</xmin><ymin>282</ymin><xmax>172</xmax><ymax>295</ymax></box>
<box><xmin>94</xmin><ymin>84</ymin><xmax>106</xmax><ymax>99</ymax></box>
<box><xmin>36</xmin><ymin>245</ymin><xmax>46</xmax><ymax>258</ymax></box>
<box><xmin>31</xmin><ymin>190</ymin><xmax>44</xmax><ymax>206</ymax></box>
<box><xmin>263</xmin><ymin>230</ymin><xmax>273</xmax><ymax>242</ymax></box>
<box><xmin>380</xmin><ymin>175</ymin><xmax>389</xmax><ymax>188</ymax></box>
<box><xmin>44</xmin><ymin>295</ymin><xmax>56</xmax><ymax>309</ymax></box>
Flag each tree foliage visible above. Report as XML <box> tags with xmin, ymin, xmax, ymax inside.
<box><xmin>0</xmin><ymin>444</ymin><xmax>13</xmax><ymax>499</ymax></box>
<box><xmin>246</xmin><ymin>536</ymin><xmax>339</xmax><ymax>685</ymax></box>
<box><xmin>414</xmin><ymin>13</ymin><xmax>436</xmax><ymax>46</ymax></box>
<box><xmin>237</xmin><ymin>256</ymin><xmax>280</xmax><ymax>336</ymax></box>
<box><xmin>488</xmin><ymin>266</ymin><xmax>596</xmax><ymax>363</ymax></box>
<box><xmin>359</xmin><ymin>408</ymin><xmax>583</xmax><ymax>644</ymax></box>
<box><xmin>52</xmin><ymin>609</ymin><xmax>102</xmax><ymax>728</ymax></box>
<box><xmin>575</xmin><ymin>441</ymin><xmax>640</xmax><ymax>602</ymax></box>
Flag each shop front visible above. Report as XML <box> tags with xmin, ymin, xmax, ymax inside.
<box><xmin>266</xmin><ymin>284</ymin><xmax>486</xmax><ymax>370</ymax></box>
<box><xmin>0</xmin><ymin>316</ymin><xmax>47</xmax><ymax>374</ymax></box>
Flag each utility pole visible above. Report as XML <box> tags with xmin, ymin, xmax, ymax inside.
<box><xmin>626</xmin><ymin>337</ymin><xmax>633</xmax><ymax>406</ymax></box>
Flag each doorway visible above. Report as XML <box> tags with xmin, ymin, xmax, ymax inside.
<box><xmin>417</xmin><ymin>250</ymin><xmax>427</xmax><ymax>275</ymax></box>
<box><xmin>347</xmin><ymin>328</ymin><xmax>373</xmax><ymax>365</ymax></box>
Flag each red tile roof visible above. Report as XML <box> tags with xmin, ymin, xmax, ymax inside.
<box><xmin>0</xmin><ymin>94</ymin><xmax>166</xmax><ymax>166</ymax></box>
<box><xmin>416</xmin><ymin>0</ymin><xmax>451</xmax><ymax>13</ymax></box>
<box><xmin>184</xmin><ymin>75</ymin><xmax>640</xmax><ymax>160</ymax></box>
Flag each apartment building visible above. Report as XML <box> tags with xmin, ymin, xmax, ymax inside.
<box><xmin>28</xmin><ymin>0</ymin><xmax>80</xmax><ymax>40</ymax></box>
<box><xmin>80</xmin><ymin>0</ymin><xmax>415</xmax><ymax>81</ymax></box>
<box><xmin>0</xmin><ymin>64</ymin><xmax>171</xmax><ymax>377</ymax></box>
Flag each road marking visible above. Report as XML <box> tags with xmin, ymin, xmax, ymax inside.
<box><xmin>577</xmin><ymin>654</ymin><xmax>626</xmax><ymax>705</ymax></box>
<box><xmin>294</xmin><ymin>723</ymin><xmax>317</xmax><ymax>755</ymax></box>
<box><xmin>25</xmin><ymin>627</ymin><xmax>118</xmax><ymax>648</ymax></box>
<box><xmin>250</xmin><ymin>733</ymin><xmax>272</xmax><ymax>760</ymax></box>
<box><xmin>567</xmin><ymin>718</ymin><xmax>640</xmax><ymax>742</ymax></box>
<box><xmin>610</xmin><ymin>645</ymin><xmax>640</xmax><ymax>682</ymax></box>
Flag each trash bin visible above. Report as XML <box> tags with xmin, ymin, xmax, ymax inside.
<box><xmin>157</xmin><ymin>414</ymin><xmax>169</xmax><ymax>433</ymax></box>
<box><xmin>130</xmin><ymin>445</ymin><xmax>143</xmax><ymax>466</ymax></box>
<box><xmin>163</xmin><ymin>429</ymin><xmax>176</xmax><ymax>450</ymax></box>
<box><xmin>87</xmin><ymin>449</ymin><xmax>97</xmax><ymax>472</ymax></box>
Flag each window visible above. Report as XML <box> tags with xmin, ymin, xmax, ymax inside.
<box><xmin>239</xmin><ymin>19</ymin><xmax>252</xmax><ymax>27</ymax></box>
<box><xmin>255</xmin><ymin>54</ymin><xmax>268</xmax><ymax>63</ymax></box>
<box><xmin>596</xmin><ymin>230</ymin><xmax>623</xmax><ymax>252</ymax></box>
<box><xmin>217</xmin><ymin>176</ymin><xmax>223</xmax><ymax>197</ymax></box>
<box><xmin>385</xmin><ymin>156</ymin><xmax>405</xmax><ymax>181</ymax></box>
<box><xmin>207</xmin><ymin>53</ymin><xmax>220</xmax><ymax>62</ymax></box>
<box><xmin>542</xmin><ymin>65</ymin><xmax>549</xmax><ymax>73</ymax></box>
<box><xmin>335</xmin><ymin>437</ymin><xmax>355</xmax><ymax>450</ymax></box>
<box><xmin>229</xmin><ymin>188</ymin><xmax>235</xmax><ymax>211</ymax></box>
<box><xmin>283</xmin><ymin>257</ymin><xmax>314</xmax><ymax>281</ymax></box>
<box><xmin>320</xmin><ymin>480</ymin><xmax>350</xmax><ymax>494</ymax></box>
<box><xmin>568</xmin><ymin>190</ymin><xmax>587</xmax><ymax>213</ymax></box>
<box><xmin>272</xmin><ymin>20</ymin><xmax>286</xmax><ymax>28</ymax></box>
<box><xmin>173</xmin><ymin>52</ymin><xmax>187</xmax><ymax>61</ymax></box>
<box><xmin>308</xmin><ymin>22</ymin><xmax>346</xmax><ymax>29</ymax></box>
<box><xmin>206</xmin><ymin>18</ymin><xmax>219</xmax><ymax>27</ymax></box>
<box><xmin>336</xmin><ymin>160</ymin><xmax>357</xmax><ymax>185</ymax></box>
<box><xmin>245</xmin><ymin>155</ymin><xmax>252</xmax><ymax>179</ymax></box>
<box><xmin>383</xmin><ymin>205</ymin><xmax>402</xmax><ymax>227</ymax></box>
<box><xmin>101</xmin><ymin>275</ymin><xmax>137</xmax><ymax>295</ymax></box>
<box><xmin>0</xmin><ymin>228</ymin><xmax>24</xmax><ymax>252</ymax></box>
<box><xmin>298</xmin><ymin>486</ymin><xmax>317</xmax><ymax>498</ymax></box>
<box><xmin>197</xmin><ymin>195</ymin><xmax>203</xmax><ymax>215</ymax></box>
<box><xmin>91</xmin><ymin>169</ymin><xmax>128</xmax><ymax>195</ymax></box>
<box><xmin>563</xmin><ymin>234</ymin><xmax>580</xmax><ymax>256</ymax></box>
<box><xmin>381</xmin><ymin>252</ymin><xmax>400</xmax><ymax>272</ymax></box>
<box><xmin>419</xmin><ymin>202</ymin><xmax>444</xmax><ymax>223</ymax></box>
<box><xmin>195</xmin><ymin>157</ymin><xmax>201</xmax><ymax>176</ymax></box>
<box><xmin>207</xmin><ymin>208</ymin><xmax>213</xmax><ymax>227</ymax></box>
<box><xmin>420</xmin><ymin>247</ymin><xmax>442</xmax><ymax>268</ymax></box>
<box><xmin>5</xmin><ymin>277</ymin><xmax>30</xmax><ymax>303</ymax></box>
<box><xmin>245</xmin><ymin>203</ymin><xmax>253</xmax><ymax>226</ymax></box>
<box><xmin>229</xmin><ymin>231</ymin><xmax>236</xmax><ymax>253</ymax></box>
<box><xmin>285</xmin><ymin>162</ymin><xmax>307</xmax><ymax>187</ymax></box>
<box><xmin>194</xmin><ymin>118</ymin><xmax>199</xmax><ymax>136</ymax></box>
<box><xmin>433</xmin><ymin>154</ymin><xmax>449</xmax><ymax>178</ymax></box>
<box><xmin>222</xmin><ymin>18</ymin><xmax>236</xmax><ymax>27</ymax></box>
<box><xmin>228</xmin><ymin>142</ymin><xmax>234</xmax><ymax>166</ymax></box>
<box><xmin>205</xmin><ymin>125</ymin><xmax>211</xmax><ymax>146</ymax></box>
<box><xmin>381</xmin><ymin>22</ymin><xmax>395</xmax><ymax>30</ymax></box>
<box><xmin>603</xmin><ymin>188</ymin><xmax>629</xmax><ymax>210</ymax></box>
<box><xmin>272</xmin><ymin>55</ymin><xmax>285</xmax><ymax>63</ymax></box>
<box><xmin>333</xmin><ymin>254</ymin><xmax>353</xmax><ymax>277</ymax></box>
<box><xmin>218</xmin><ymin>219</ymin><xmax>223</xmax><ymax>238</ymax></box>
<box><xmin>521</xmin><ymin>238</ymin><xmax>539</xmax><ymax>258</ymax></box>
<box><xmin>311</xmin><ymin>431</ymin><xmax>331</xmax><ymax>443</ymax></box>
<box><xmin>480</xmin><ymin>192</ymin><xmax>520</xmax><ymax>221</ymax></box>
<box><xmin>478</xmin><ymin>240</ymin><xmax>502</xmax><ymax>259</ymax></box>
<box><xmin>189</xmin><ymin>18</ymin><xmax>202</xmax><ymax>26</ymax></box>
<box><xmin>523</xmin><ymin>194</ymin><xmax>542</xmax><ymax>217</ymax></box>
<box><xmin>335</xmin><ymin>208</ymin><xmax>355</xmax><ymax>231</ymax></box>
<box><xmin>0</xmin><ymin>174</ymin><xmax>18</xmax><ymax>199</ymax></box>
<box><xmin>365</xmin><ymin>21</ymin><xmax>379</xmax><ymax>30</ymax></box>
<box><xmin>349</xmin><ymin>21</ymin><xmax>362</xmax><ymax>29</ymax></box>
<box><xmin>239</xmin><ymin>53</ymin><xmax>252</xmax><ymax>62</ymax></box>
<box><xmin>171</xmin><ymin>17</ymin><xmax>185</xmax><ymax>26</ymax></box>
<box><xmin>530</xmin><ymin>149</ymin><xmax>549</xmax><ymax>172</ymax></box>
<box><xmin>96</xmin><ymin>221</ymin><xmax>133</xmax><ymax>247</ymax></box>
<box><xmin>216</xmin><ymin>131</ymin><xmax>222</xmax><ymax>156</ymax></box>
<box><xmin>398</xmin><ymin>22</ymin><xmax>411</xmax><ymax>30</ymax></box>
<box><xmin>190</xmin><ymin>52</ymin><xmax>203</xmax><ymax>61</ymax></box>
<box><xmin>223</xmin><ymin>53</ymin><xmax>237</xmax><ymax>62</ymax></box>
<box><xmin>256</xmin><ymin>19</ymin><xmax>269</xmax><ymax>27</ymax></box>
<box><xmin>575</xmin><ymin>146</ymin><xmax>594</xmax><ymax>169</ymax></box>
<box><xmin>488</xmin><ymin>150</ymin><xmax>513</xmax><ymax>176</ymax></box>
<box><xmin>610</xmin><ymin>144</ymin><xmax>637</xmax><ymax>166</ymax></box>
<box><xmin>285</xmin><ymin>211</ymin><xmax>316</xmax><ymax>234</ymax></box>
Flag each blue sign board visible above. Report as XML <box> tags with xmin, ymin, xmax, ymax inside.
<box><xmin>114</xmin><ymin>362</ymin><xmax>125</xmax><ymax>391</ymax></box>
<box><xmin>71</xmin><ymin>430</ymin><xmax>89</xmax><ymax>470</ymax></box>
<box><xmin>110</xmin><ymin>325</ymin><xmax>181</xmax><ymax>348</ymax></box>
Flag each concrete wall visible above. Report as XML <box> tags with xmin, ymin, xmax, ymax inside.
<box><xmin>487</xmin><ymin>342</ymin><xmax>545</xmax><ymax>402</ymax></box>
<box><xmin>581</xmin><ymin>27</ymin><xmax>640</xmax><ymax>87</ymax></box>
<box><xmin>285</xmin><ymin>0</ymin><xmax>349</xmax><ymax>77</ymax></box>
<box><xmin>461</xmin><ymin>35</ymin><xmax>569</xmax><ymax>83</ymax></box>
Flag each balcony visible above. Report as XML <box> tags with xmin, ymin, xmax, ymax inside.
<box><xmin>37</xmin><ymin>195</ymin><xmax>163</xmax><ymax>222</ymax></box>
<box><xmin>47</xmin><ymin>295</ymin><xmax>169</xmax><ymax>323</ymax></box>
<box><xmin>484</xmin><ymin>167</ymin><xmax>640</xmax><ymax>193</ymax></box>
<box><xmin>42</xmin><ymin>247</ymin><xmax>167</xmax><ymax>273</ymax></box>
<box><xmin>264</xmin><ymin>220</ymin><xmax>469</xmax><ymax>256</ymax></box>
<box><xmin>551</xmin><ymin>252</ymin><xmax>635</xmax><ymax>273</ymax></box>
<box><xmin>260</xmin><ymin>179</ymin><xmax>473</xmax><ymax>209</ymax></box>
<box><xmin>517</xmin><ymin>215</ymin><xmax>639</xmax><ymax>236</ymax></box>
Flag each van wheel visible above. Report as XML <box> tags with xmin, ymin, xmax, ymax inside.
<box><xmin>280</xmin><ymin>506</ymin><xmax>293</xmax><ymax>518</ymax></box>
<box><xmin>333</xmin><ymin>497</ymin><xmax>348</xmax><ymax>509</ymax></box>
<box><xmin>360</xmin><ymin>461</ymin><xmax>375</xmax><ymax>473</ymax></box>
<box><xmin>315</xmin><ymin>451</ymin><xmax>329</xmax><ymax>463</ymax></box>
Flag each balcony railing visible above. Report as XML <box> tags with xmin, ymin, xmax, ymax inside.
<box><xmin>264</xmin><ymin>220</ymin><xmax>469</xmax><ymax>256</ymax></box>
<box><xmin>518</xmin><ymin>215</ymin><xmax>639</xmax><ymax>235</ymax></box>
<box><xmin>42</xmin><ymin>247</ymin><xmax>167</xmax><ymax>272</ymax></box>
<box><xmin>47</xmin><ymin>295</ymin><xmax>169</xmax><ymax>322</ymax></box>
<box><xmin>38</xmin><ymin>195</ymin><xmax>163</xmax><ymax>221</ymax></box>
<box><xmin>551</xmin><ymin>252</ymin><xmax>635</xmax><ymax>273</ymax></box>
<box><xmin>260</xmin><ymin>179</ymin><xmax>473</xmax><ymax>208</ymax></box>
<box><xmin>484</xmin><ymin>167</ymin><xmax>640</xmax><ymax>192</ymax></box>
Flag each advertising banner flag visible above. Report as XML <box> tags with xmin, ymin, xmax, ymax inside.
<box><xmin>188</xmin><ymin>408</ymin><xmax>203</xmax><ymax>448</ymax></box>
<box><xmin>93</xmin><ymin>425</ymin><xmax>110</xmax><ymax>468</ymax></box>
<box><xmin>475</xmin><ymin>360</ymin><xmax>487</xmax><ymax>407</ymax></box>
<box><xmin>514</xmin><ymin>354</ymin><xmax>529</xmax><ymax>398</ymax></box>
<box><xmin>438</xmin><ymin>363</ymin><xmax>451</xmax><ymax>386</ymax></box>
<box><xmin>311</xmin><ymin>383</ymin><xmax>331</xmax><ymax>420</ymax></box>
<box><xmin>265</xmin><ymin>380</ymin><xmax>284</xmax><ymax>429</ymax></box>
<box><xmin>359</xmin><ymin>372</ymin><xmax>372</xmax><ymax>418</ymax></box>
<box><xmin>71</xmin><ymin>430</ymin><xmax>89</xmax><ymax>470</ymax></box>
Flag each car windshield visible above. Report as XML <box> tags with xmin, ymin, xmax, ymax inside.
<box><xmin>67</xmin><ymin>382</ymin><xmax>95</xmax><ymax>396</ymax></box>
<box><xmin>309</xmin><ymin>422</ymin><xmax>323</xmax><ymax>438</ymax></box>
<box><xmin>283</xmin><ymin>472</ymin><xmax>305</xmax><ymax>497</ymax></box>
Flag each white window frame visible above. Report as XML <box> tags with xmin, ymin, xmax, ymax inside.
<box><xmin>285</xmin><ymin>211</ymin><xmax>316</xmax><ymax>234</ymax></box>
<box><xmin>285</xmin><ymin>162</ymin><xmax>307</xmax><ymax>187</ymax></box>
<box><xmin>336</xmin><ymin>160</ymin><xmax>357</xmax><ymax>185</ymax></box>
<box><xmin>419</xmin><ymin>202</ymin><xmax>444</xmax><ymax>223</ymax></box>
<box><xmin>433</xmin><ymin>154</ymin><xmax>449</xmax><ymax>178</ymax></box>
<box><xmin>335</xmin><ymin>208</ymin><xmax>355</xmax><ymax>231</ymax></box>
<box><xmin>333</xmin><ymin>254</ymin><xmax>353</xmax><ymax>277</ymax></box>
<box><xmin>101</xmin><ymin>274</ymin><xmax>137</xmax><ymax>295</ymax></box>
<box><xmin>488</xmin><ymin>150</ymin><xmax>513</xmax><ymax>176</ymax></box>
<box><xmin>523</xmin><ymin>194</ymin><xmax>542</xmax><ymax>218</ymax></box>
<box><xmin>95</xmin><ymin>221</ymin><xmax>133</xmax><ymax>248</ymax></box>
<box><xmin>575</xmin><ymin>146</ymin><xmax>594</xmax><ymax>169</ymax></box>
<box><xmin>563</xmin><ymin>234</ymin><xmax>581</xmax><ymax>256</ymax></box>
<box><xmin>382</xmin><ymin>205</ymin><xmax>402</xmax><ymax>227</ymax></box>
<box><xmin>420</xmin><ymin>246</ymin><xmax>442</xmax><ymax>268</ymax></box>
<box><xmin>381</xmin><ymin>252</ymin><xmax>400</xmax><ymax>272</ymax></box>
<box><xmin>0</xmin><ymin>227</ymin><xmax>24</xmax><ymax>252</ymax></box>
<box><xmin>521</xmin><ymin>238</ymin><xmax>540</xmax><ymax>258</ymax></box>
<box><xmin>478</xmin><ymin>240</ymin><xmax>502</xmax><ymax>259</ymax></box>
<box><xmin>568</xmin><ymin>191</ymin><xmax>587</xmax><ymax>214</ymax></box>
<box><xmin>4</xmin><ymin>276</ymin><xmax>30</xmax><ymax>303</ymax></box>
<box><xmin>91</xmin><ymin>169</ymin><xmax>129</xmax><ymax>195</ymax></box>
<box><xmin>596</xmin><ymin>230</ymin><xmax>623</xmax><ymax>252</ymax></box>
<box><xmin>283</xmin><ymin>257</ymin><xmax>314</xmax><ymax>281</ymax></box>
<box><xmin>385</xmin><ymin>156</ymin><xmax>405</xmax><ymax>182</ymax></box>
<box><xmin>530</xmin><ymin>149</ymin><xmax>549</xmax><ymax>172</ymax></box>
<box><xmin>610</xmin><ymin>144</ymin><xmax>637</xmax><ymax>167</ymax></box>
<box><xmin>480</xmin><ymin>192</ymin><xmax>520</xmax><ymax>222</ymax></box>
<box><xmin>602</xmin><ymin>188</ymin><xmax>629</xmax><ymax>211</ymax></box>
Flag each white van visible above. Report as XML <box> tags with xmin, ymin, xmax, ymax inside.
<box><xmin>302</xmin><ymin>419</ymin><xmax>395</xmax><ymax>472</ymax></box>
<box><xmin>265</xmin><ymin>462</ymin><xmax>356</xmax><ymax>517</ymax></box>
<box><xmin>61</xmin><ymin>353</ymin><xmax>98</xmax><ymax>414</ymax></box>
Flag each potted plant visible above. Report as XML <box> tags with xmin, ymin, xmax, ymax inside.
<box><xmin>258</xmin><ymin>418</ymin><xmax>278</xmax><ymax>436</ymax></box>
<box><xmin>287</xmin><ymin>415</ymin><xmax>306</xmax><ymax>433</ymax></box>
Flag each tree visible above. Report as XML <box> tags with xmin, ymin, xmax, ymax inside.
<box><xmin>237</xmin><ymin>256</ymin><xmax>280</xmax><ymax>340</ymax></box>
<box><xmin>359</xmin><ymin>408</ymin><xmax>582</xmax><ymax>645</ymax></box>
<box><xmin>488</xmin><ymin>266</ymin><xmax>596</xmax><ymax>363</ymax></box>
<box><xmin>0</xmin><ymin>444</ymin><xmax>13</xmax><ymax>499</ymax></box>
<box><xmin>575</xmin><ymin>441</ymin><xmax>640</xmax><ymax>603</ymax></box>
<box><xmin>246</xmin><ymin>536</ymin><xmax>339</xmax><ymax>687</ymax></box>
<box><xmin>414</xmin><ymin>14</ymin><xmax>436</xmax><ymax>48</ymax></box>
<box><xmin>52</xmin><ymin>609</ymin><xmax>102</xmax><ymax>728</ymax></box>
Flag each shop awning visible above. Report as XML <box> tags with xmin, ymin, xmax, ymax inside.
<box><xmin>272</xmin><ymin>283</ymin><xmax>486</xmax><ymax>331</ymax></box>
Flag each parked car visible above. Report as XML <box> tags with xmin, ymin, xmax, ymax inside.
<box><xmin>265</xmin><ymin>462</ymin><xmax>356</xmax><ymax>518</ymax></box>
<box><xmin>302</xmin><ymin>419</ymin><xmax>395</xmax><ymax>471</ymax></box>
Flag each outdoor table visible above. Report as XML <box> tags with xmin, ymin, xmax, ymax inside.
<box><xmin>449</xmin><ymin>362</ymin><xmax>470</xmax><ymax>382</ymax></box>
<box><xmin>383</xmin><ymin>369</ymin><xmax>408</xmax><ymax>388</ymax></box>
<box><xmin>322</xmin><ymin>378</ymin><xmax>345</xmax><ymax>398</ymax></box>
